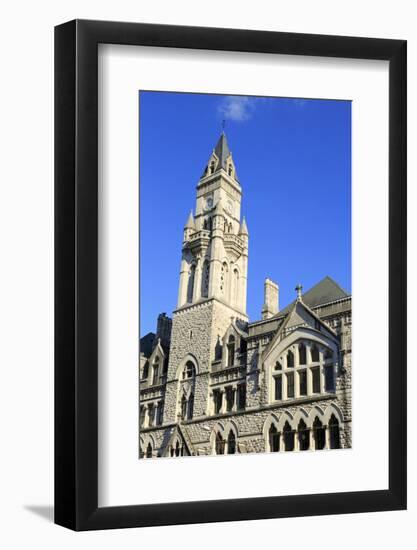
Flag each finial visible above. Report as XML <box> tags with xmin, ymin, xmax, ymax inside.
<box><xmin>295</xmin><ymin>283</ymin><xmax>303</xmax><ymax>301</ymax></box>
<box><xmin>222</xmin><ymin>119</ymin><xmax>226</xmax><ymax>133</ymax></box>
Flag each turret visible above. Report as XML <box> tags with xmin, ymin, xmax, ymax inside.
<box><xmin>183</xmin><ymin>211</ymin><xmax>195</xmax><ymax>242</ymax></box>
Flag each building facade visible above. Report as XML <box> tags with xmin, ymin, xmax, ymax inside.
<box><xmin>139</xmin><ymin>133</ymin><xmax>352</xmax><ymax>459</ymax></box>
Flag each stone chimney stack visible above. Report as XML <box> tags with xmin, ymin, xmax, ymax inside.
<box><xmin>156</xmin><ymin>312</ymin><xmax>172</xmax><ymax>347</ymax></box>
<box><xmin>261</xmin><ymin>278</ymin><xmax>279</xmax><ymax>320</ymax></box>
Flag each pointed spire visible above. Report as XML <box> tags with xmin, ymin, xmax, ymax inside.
<box><xmin>201</xmin><ymin>132</ymin><xmax>238</xmax><ymax>180</ymax></box>
<box><xmin>239</xmin><ymin>217</ymin><xmax>248</xmax><ymax>236</ymax></box>
<box><xmin>184</xmin><ymin>210</ymin><xmax>195</xmax><ymax>229</ymax></box>
<box><xmin>214</xmin><ymin>132</ymin><xmax>231</xmax><ymax>171</ymax></box>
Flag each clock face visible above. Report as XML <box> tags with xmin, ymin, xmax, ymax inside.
<box><xmin>204</xmin><ymin>196</ymin><xmax>213</xmax><ymax>211</ymax></box>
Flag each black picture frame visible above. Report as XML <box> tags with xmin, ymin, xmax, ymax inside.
<box><xmin>55</xmin><ymin>19</ymin><xmax>407</xmax><ymax>531</ymax></box>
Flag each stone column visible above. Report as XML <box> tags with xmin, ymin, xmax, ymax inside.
<box><xmin>193</xmin><ymin>257</ymin><xmax>202</xmax><ymax>302</ymax></box>
<box><xmin>294</xmin><ymin>369</ymin><xmax>300</xmax><ymax>398</ymax></box>
<box><xmin>282</xmin><ymin>373</ymin><xmax>288</xmax><ymax>400</ymax></box>
<box><xmin>309</xmin><ymin>428</ymin><xmax>314</xmax><ymax>450</ymax></box>
<box><xmin>324</xmin><ymin>426</ymin><xmax>330</xmax><ymax>449</ymax></box>
<box><xmin>307</xmin><ymin>367</ymin><xmax>313</xmax><ymax>396</ymax></box>
<box><xmin>320</xmin><ymin>352</ymin><xmax>326</xmax><ymax>394</ymax></box>
<box><xmin>232</xmin><ymin>385</ymin><xmax>237</xmax><ymax>412</ymax></box>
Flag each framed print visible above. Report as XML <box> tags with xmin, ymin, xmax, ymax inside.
<box><xmin>55</xmin><ymin>20</ymin><xmax>407</xmax><ymax>530</ymax></box>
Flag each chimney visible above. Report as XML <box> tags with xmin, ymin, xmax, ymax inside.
<box><xmin>156</xmin><ymin>313</ymin><xmax>172</xmax><ymax>347</ymax></box>
<box><xmin>261</xmin><ymin>278</ymin><xmax>279</xmax><ymax>320</ymax></box>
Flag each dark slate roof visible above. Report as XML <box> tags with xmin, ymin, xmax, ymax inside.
<box><xmin>276</xmin><ymin>276</ymin><xmax>349</xmax><ymax>317</ymax></box>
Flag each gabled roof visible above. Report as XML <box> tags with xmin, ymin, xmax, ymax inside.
<box><xmin>276</xmin><ymin>276</ymin><xmax>349</xmax><ymax>317</ymax></box>
<box><xmin>163</xmin><ymin>424</ymin><xmax>194</xmax><ymax>457</ymax></box>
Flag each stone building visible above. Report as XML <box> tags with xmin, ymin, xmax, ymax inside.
<box><xmin>139</xmin><ymin>132</ymin><xmax>351</xmax><ymax>459</ymax></box>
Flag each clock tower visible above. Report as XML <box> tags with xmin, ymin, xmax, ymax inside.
<box><xmin>177</xmin><ymin>131</ymin><xmax>249</xmax><ymax>313</ymax></box>
<box><xmin>163</xmin><ymin>132</ymin><xmax>249</xmax><ymax>422</ymax></box>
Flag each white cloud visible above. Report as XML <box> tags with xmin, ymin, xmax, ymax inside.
<box><xmin>218</xmin><ymin>96</ymin><xmax>257</xmax><ymax>122</ymax></box>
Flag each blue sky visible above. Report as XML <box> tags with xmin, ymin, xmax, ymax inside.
<box><xmin>139</xmin><ymin>92</ymin><xmax>351</xmax><ymax>336</ymax></box>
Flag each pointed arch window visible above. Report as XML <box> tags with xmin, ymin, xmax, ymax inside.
<box><xmin>187</xmin><ymin>264</ymin><xmax>196</xmax><ymax>303</ymax></box>
<box><xmin>283</xmin><ymin>421</ymin><xmax>295</xmax><ymax>451</ymax></box>
<box><xmin>299</xmin><ymin>343</ymin><xmax>307</xmax><ymax>365</ymax></box>
<box><xmin>227</xmin><ymin>335</ymin><xmax>235</xmax><ymax>367</ymax></box>
<box><xmin>227</xmin><ymin>431</ymin><xmax>236</xmax><ymax>454</ymax></box>
<box><xmin>329</xmin><ymin>414</ymin><xmax>341</xmax><ymax>449</ymax></box>
<box><xmin>313</xmin><ymin>417</ymin><xmax>326</xmax><ymax>450</ymax></box>
<box><xmin>298</xmin><ymin>419</ymin><xmax>310</xmax><ymax>451</ymax></box>
<box><xmin>152</xmin><ymin>357</ymin><xmax>160</xmax><ymax>386</ymax></box>
<box><xmin>210</xmin><ymin>160</ymin><xmax>216</xmax><ymax>174</ymax></box>
<box><xmin>269</xmin><ymin>424</ymin><xmax>280</xmax><ymax>452</ymax></box>
<box><xmin>228</xmin><ymin>164</ymin><xmax>233</xmax><ymax>176</ymax></box>
<box><xmin>215</xmin><ymin>432</ymin><xmax>225</xmax><ymax>455</ymax></box>
<box><xmin>287</xmin><ymin>350</ymin><xmax>294</xmax><ymax>368</ymax></box>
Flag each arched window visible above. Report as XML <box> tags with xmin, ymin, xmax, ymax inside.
<box><xmin>152</xmin><ymin>357</ymin><xmax>160</xmax><ymax>386</ymax></box>
<box><xmin>275</xmin><ymin>361</ymin><xmax>282</xmax><ymax>370</ymax></box>
<box><xmin>227</xmin><ymin>431</ymin><xmax>236</xmax><ymax>454</ymax></box>
<box><xmin>187</xmin><ymin>265</ymin><xmax>196</xmax><ymax>303</ymax></box>
<box><xmin>269</xmin><ymin>424</ymin><xmax>280</xmax><ymax>452</ymax></box>
<box><xmin>181</xmin><ymin>395</ymin><xmax>187</xmax><ymax>420</ymax></box>
<box><xmin>228</xmin><ymin>164</ymin><xmax>233</xmax><ymax>176</ymax></box>
<box><xmin>210</xmin><ymin>161</ymin><xmax>216</xmax><ymax>174</ymax></box>
<box><xmin>299</xmin><ymin>343</ymin><xmax>307</xmax><ymax>365</ymax></box>
<box><xmin>313</xmin><ymin>417</ymin><xmax>326</xmax><ymax>450</ymax></box>
<box><xmin>183</xmin><ymin>361</ymin><xmax>196</xmax><ymax>379</ymax></box>
<box><xmin>311</xmin><ymin>344</ymin><xmax>320</xmax><ymax>362</ymax></box>
<box><xmin>146</xmin><ymin>443</ymin><xmax>152</xmax><ymax>458</ymax></box>
<box><xmin>175</xmin><ymin>440</ymin><xmax>181</xmax><ymax>457</ymax></box>
<box><xmin>283</xmin><ymin>421</ymin><xmax>294</xmax><ymax>451</ymax></box>
<box><xmin>215</xmin><ymin>432</ymin><xmax>225</xmax><ymax>455</ymax></box>
<box><xmin>233</xmin><ymin>269</ymin><xmax>239</xmax><ymax>306</ymax></box>
<box><xmin>201</xmin><ymin>260</ymin><xmax>210</xmax><ymax>298</ymax></box>
<box><xmin>227</xmin><ymin>335</ymin><xmax>235</xmax><ymax>367</ymax></box>
<box><xmin>298</xmin><ymin>419</ymin><xmax>310</xmax><ymax>451</ymax></box>
<box><xmin>329</xmin><ymin>414</ymin><xmax>341</xmax><ymax>449</ymax></box>
<box><xmin>287</xmin><ymin>350</ymin><xmax>294</xmax><ymax>368</ymax></box>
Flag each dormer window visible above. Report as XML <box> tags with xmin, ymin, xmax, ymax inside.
<box><xmin>210</xmin><ymin>161</ymin><xmax>216</xmax><ymax>174</ymax></box>
<box><xmin>228</xmin><ymin>164</ymin><xmax>233</xmax><ymax>176</ymax></box>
